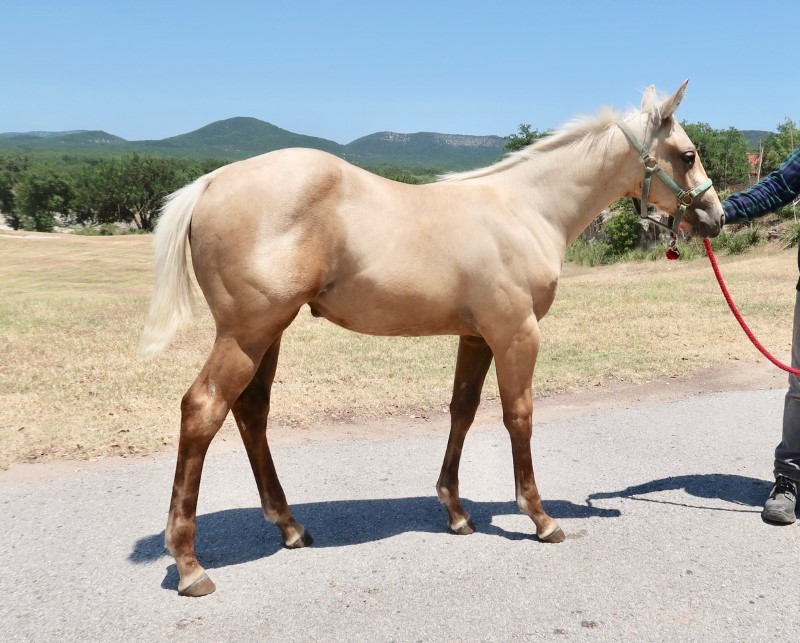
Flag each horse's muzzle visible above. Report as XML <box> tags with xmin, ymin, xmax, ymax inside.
<box><xmin>686</xmin><ymin>206</ymin><xmax>724</xmax><ymax>238</ymax></box>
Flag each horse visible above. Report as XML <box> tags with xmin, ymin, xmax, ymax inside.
<box><xmin>141</xmin><ymin>81</ymin><xmax>723</xmax><ymax>596</ymax></box>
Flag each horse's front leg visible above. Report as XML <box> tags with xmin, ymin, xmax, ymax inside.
<box><xmin>436</xmin><ymin>335</ymin><xmax>494</xmax><ymax>534</ymax></box>
<box><xmin>490</xmin><ymin>316</ymin><xmax>565</xmax><ymax>543</ymax></box>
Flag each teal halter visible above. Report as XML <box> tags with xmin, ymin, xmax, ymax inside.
<box><xmin>617</xmin><ymin>121</ymin><xmax>713</xmax><ymax>233</ymax></box>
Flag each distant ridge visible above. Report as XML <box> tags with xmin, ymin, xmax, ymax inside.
<box><xmin>0</xmin><ymin>130</ymin><xmax>90</xmax><ymax>139</ymax></box>
<box><xmin>0</xmin><ymin>117</ymin><xmax>506</xmax><ymax>169</ymax></box>
<box><xmin>346</xmin><ymin>131</ymin><xmax>505</xmax><ymax>167</ymax></box>
<box><xmin>0</xmin><ymin>130</ymin><xmax>126</xmax><ymax>149</ymax></box>
<box><xmin>740</xmin><ymin>130</ymin><xmax>771</xmax><ymax>148</ymax></box>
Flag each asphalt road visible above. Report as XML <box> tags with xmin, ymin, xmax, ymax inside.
<box><xmin>3</xmin><ymin>387</ymin><xmax>800</xmax><ymax>641</ymax></box>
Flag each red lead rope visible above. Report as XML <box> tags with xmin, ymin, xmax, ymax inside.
<box><xmin>702</xmin><ymin>237</ymin><xmax>800</xmax><ymax>376</ymax></box>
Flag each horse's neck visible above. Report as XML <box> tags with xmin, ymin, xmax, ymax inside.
<box><xmin>502</xmin><ymin>128</ymin><xmax>635</xmax><ymax>247</ymax></box>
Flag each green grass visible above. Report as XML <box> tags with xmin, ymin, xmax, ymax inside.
<box><xmin>565</xmin><ymin>239</ymin><xmax>611</xmax><ymax>266</ymax></box>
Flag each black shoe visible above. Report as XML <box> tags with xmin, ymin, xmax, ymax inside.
<box><xmin>762</xmin><ymin>475</ymin><xmax>798</xmax><ymax>524</ymax></box>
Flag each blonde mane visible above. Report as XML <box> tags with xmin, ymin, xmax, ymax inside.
<box><xmin>439</xmin><ymin>106</ymin><xmax>629</xmax><ymax>182</ymax></box>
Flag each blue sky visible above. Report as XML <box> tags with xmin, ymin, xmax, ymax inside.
<box><xmin>2</xmin><ymin>1</ymin><xmax>798</xmax><ymax>144</ymax></box>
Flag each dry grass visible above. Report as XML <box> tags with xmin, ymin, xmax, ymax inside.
<box><xmin>1</xmin><ymin>231</ymin><xmax>796</xmax><ymax>468</ymax></box>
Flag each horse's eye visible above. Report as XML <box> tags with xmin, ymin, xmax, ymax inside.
<box><xmin>682</xmin><ymin>151</ymin><xmax>696</xmax><ymax>167</ymax></box>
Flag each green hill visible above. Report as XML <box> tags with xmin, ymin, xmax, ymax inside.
<box><xmin>0</xmin><ymin>118</ymin><xmax>783</xmax><ymax>169</ymax></box>
<box><xmin>132</xmin><ymin>117</ymin><xmax>344</xmax><ymax>159</ymax></box>
<box><xmin>0</xmin><ymin>117</ymin><xmax>505</xmax><ymax>169</ymax></box>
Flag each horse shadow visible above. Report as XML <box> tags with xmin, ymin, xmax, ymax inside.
<box><xmin>130</xmin><ymin>474</ymin><xmax>768</xmax><ymax>589</ymax></box>
<box><xmin>129</xmin><ymin>495</ymin><xmax>619</xmax><ymax>587</ymax></box>
<box><xmin>587</xmin><ymin>473</ymin><xmax>770</xmax><ymax>512</ymax></box>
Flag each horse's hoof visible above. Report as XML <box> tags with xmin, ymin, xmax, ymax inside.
<box><xmin>539</xmin><ymin>526</ymin><xmax>566</xmax><ymax>544</ymax></box>
<box><xmin>178</xmin><ymin>573</ymin><xmax>216</xmax><ymax>597</ymax></box>
<box><xmin>450</xmin><ymin>517</ymin><xmax>476</xmax><ymax>535</ymax></box>
<box><xmin>285</xmin><ymin>529</ymin><xmax>313</xmax><ymax>549</ymax></box>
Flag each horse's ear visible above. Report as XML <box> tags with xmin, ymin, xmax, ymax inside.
<box><xmin>641</xmin><ymin>85</ymin><xmax>659</xmax><ymax>111</ymax></box>
<box><xmin>659</xmin><ymin>79</ymin><xmax>689</xmax><ymax>121</ymax></box>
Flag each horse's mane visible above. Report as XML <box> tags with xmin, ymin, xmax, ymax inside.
<box><xmin>439</xmin><ymin>106</ymin><xmax>638</xmax><ymax>182</ymax></box>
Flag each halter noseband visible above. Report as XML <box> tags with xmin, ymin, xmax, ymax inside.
<box><xmin>617</xmin><ymin>121</ymin><xmax>713</xmax><ymax>233</ymax></box>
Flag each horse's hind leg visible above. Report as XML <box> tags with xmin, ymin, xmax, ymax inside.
<box><xmin>165</xmin><ymin>334</ymin><xmax>273</xmax><ymax>597</ymax></box>
<box><xmin>231</xmin><ymin>334</ymin><xmax>311</xmax><ymax>549</ymax></box>
<box><xmin>436</xmin><ymin>335</ymin><xmax>494</xmax><ymax>534</ymax></box>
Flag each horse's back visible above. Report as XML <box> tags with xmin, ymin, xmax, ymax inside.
<box><xmin>194</xmin><ymin>148</ymin><xmax>351</xmax><ymax>228</ymax></box>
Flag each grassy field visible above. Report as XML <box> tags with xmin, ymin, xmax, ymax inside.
<box><xmin>1</xmin><ymin>231</ymin><xmax>797</xmax><ymax>468</ymax></box>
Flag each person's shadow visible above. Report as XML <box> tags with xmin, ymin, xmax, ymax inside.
<box><xmin>586</xmin><ymin>473</ymin><xmax>770</xmax><ymax>513</ymax></box>
<box><xmin>129</xmin><ymin>496</ymin><xmax>620</xmax><ymax>589</ymax></box>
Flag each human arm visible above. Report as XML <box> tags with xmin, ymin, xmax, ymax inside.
<box><xmin>722</xmin><ymin>145</ymin><xmax>800</xmax><ymax>224</ymax></box>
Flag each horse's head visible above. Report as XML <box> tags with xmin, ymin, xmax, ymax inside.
<box><xmin>620</xmin><ymin>80</ymin><xmax>723</xmax><ymax>238</ymax></box>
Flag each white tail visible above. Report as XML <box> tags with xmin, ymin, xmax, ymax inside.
<box><xmin>139</xmin><ymin>170</ymin><xmax>219</xmax><ymax>357</ymax></box>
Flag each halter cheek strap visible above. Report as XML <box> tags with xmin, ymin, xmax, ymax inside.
<box><xmin>617</xmin><ymin>121</ymin><xmax>713</xmax><ymax>233</ymax></box>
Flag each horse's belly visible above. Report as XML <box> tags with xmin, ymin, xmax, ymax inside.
<box><xmin>308</xmin><ymin>290</ymin><xmax>475</xmax><ymax>337</ymax></box>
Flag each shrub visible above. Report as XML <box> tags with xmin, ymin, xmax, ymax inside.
<box><xmin>72</xmin><ymin>223</ymin><xmax>145</xmax><ymax>236</ymax></box>
<box><xmin>775</xmin><ymin>202</ymin><xmax>798</xmax><ymax>220</ymax></box>
<box><xmin>644</xmin><ymin>241</ymin><xmax>668</xmax><ymax>261</ymax></box>
<box><xmin>782</xmin><ymin>221</ymin><xmax>800</xmax><ymax>248</ymax></box>
<box><xmin>619</xmin><ymin>248</ymin><xmax>648</xmax><ymax>262</ymax></box>
<box><xmin>726</xmin><ymin>233</ymin><xmax>749</xmax><ymax>254</ymax></box>
<box><xmin>740</xmin><ymin>225</ymin><xmax>763</xmax><ymax>247</ymax></box>
<box><xmin>638</xmin><ymin>237</ymin><xmax>703</xmax><ymax>261</ymax></box>
<box><xmin>676</xmin><ymin>239</ymin><xmax>703</xmax><ymax>261</ymax></box>
<box><xmin>566</xmin><ymin>238</ymin><xmax>611</xmax><ymax>266</ymax></box>
<box><xmin>708</xmin><ymin>227</ymin><xmax>762</xmax><ymax>255</ymax></box>
<box><xmin>709</xmin><ymin>230</ymin><xmax>732</xmax><ymax>252</ymax></box>
<box><xmin>603</xmin><ymin>210</ymin><xmax>640</xmax><ymax>255</ymax></box>
<box><xmin>73</xmin><ymin>224</ymin><xmax>116</xmax><ymax>236</ymax></box>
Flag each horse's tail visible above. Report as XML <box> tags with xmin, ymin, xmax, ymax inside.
<box><xmin>139</xmin><ymin>169</ymin><xmax>221</xmax><ymax>357</ymax></box>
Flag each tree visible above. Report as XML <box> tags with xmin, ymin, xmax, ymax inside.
<box><xmin>117</xmin><ymin>155</ymin><xmax>191</xmax><ymax>231</ymax></box>
<box><xmin>13</xmin><ymin>164</ymin><xmax>73</xmax><ymax>232</ymax></box>
<box><xmin>761</xmin><ymin>117</ymin><xmax>798</xmax><ymax>174</ymax></box>
<box><xmin>715</xmin><ymin>127</ymin><xmax>751</xmax><ymax>189</ymax></box>
<box><xmin>71</xmin><ymin>155</ymin><xmax>197</xmax><ymax>231</ymax></box>
<box><xmin>0</xmin><ymin>157</ymin><xmax>30</xmax><ymax>229</ymax></box>
<box><xmin>71</xmin><ymin>159</ymin><xmax>128</xmax><ymax>226</ymax></box>
<box><xmin>682</xmin><ymin>122</ymin><xmax>750</xmax><ymax>190</ymax></box>
<box><xmin>505</xmin><ymin>124</ymin><xmax>546</xmax><ymax>152</ymax></box>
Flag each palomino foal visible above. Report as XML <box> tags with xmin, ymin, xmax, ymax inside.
<box><xmin>141</xmin><ymin>81</ymin><xmax>722</xmax><ymax>596</ymax></box>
